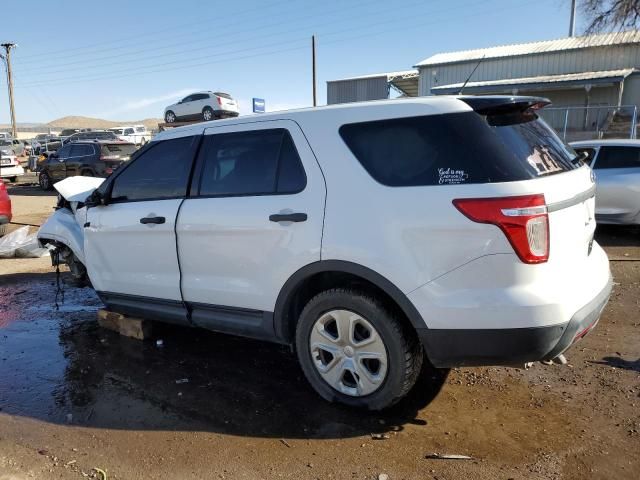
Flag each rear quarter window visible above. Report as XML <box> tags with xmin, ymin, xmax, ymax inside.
<box><xmin>339</xmin><ymin>112</ymin><xmax>580</xmax><ymax>187</ymax></box>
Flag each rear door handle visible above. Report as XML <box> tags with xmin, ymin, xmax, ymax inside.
<box><xmin>269</xmin><ymin>213</ymin><xmax>307</xmax><ymax>223</ymax></box>
<box><xmin>140</xmin><ymin>216</ymin><xmax>166</xmax><ymax>225</ymax></box>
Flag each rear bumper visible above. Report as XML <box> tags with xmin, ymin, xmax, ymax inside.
<box><xmin>0</xmin><ymin>165</ymin><xmax>24</xmax><ymax>177</ymax></box>
<box><xmin>418</xmin><ymin>276</ymin><xmax>612</xmax><ymax>367</ymax></box>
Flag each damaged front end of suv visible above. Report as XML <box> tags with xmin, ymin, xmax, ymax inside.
<box><xmin>38</xmin><ymin>176</ymin><xmax>105</xmax><ymax>286</ymax></box>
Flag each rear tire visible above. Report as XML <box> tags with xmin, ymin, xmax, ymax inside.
<box><xmin>39</xmin><ymin>171</ymin><xmax>52</xmax><ymax>191</ymax></box>
<box><xmin>165</xmin><ymin>111</ymin><xmax>176</xmax><ymax>123</ymax></box>
<box><xmin>202</xmin><ymin>107</ymin><xmax>214</xmax><ymax>121</ymax></box>
<box><xmin>295</xmin><ymin>288</ymin><xmax>423</xmax><ymax>410</ymax></box>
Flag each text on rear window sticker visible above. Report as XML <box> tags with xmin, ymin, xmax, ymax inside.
<box><xmin>438</xmin><ymin>168</ymin><xmax>468</xmax><ymax>185</ymax></box>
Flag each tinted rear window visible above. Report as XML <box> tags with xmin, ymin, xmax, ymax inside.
<box><xmin>214</xmin><ymin>92</ymin><xmax>232</xmax><ymax>99</ymax></box>
<box><xmin>339</xmin><ymin>111</ymin><xmax>580</xmax><ymax>187</ymax></box>
<box><xmin>102</xmin><ymin>144</ymin><xmax>137</xmax><ymax>156</ymax></box>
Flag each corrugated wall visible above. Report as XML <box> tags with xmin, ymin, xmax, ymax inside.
<box><xmin>419</xmin><ymin>44</ymin><xmax>640</xmax><ymax>96</ymax></box>
<box><xmin>327</xmin><ymin>76</ymin><xmax>389</xmax><ymax>104</ymax></box>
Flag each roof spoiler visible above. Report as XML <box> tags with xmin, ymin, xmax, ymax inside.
<box><xmin>460</xmin><ymin>96</ymin><xmax>551</xmax><ymax>115</ymax></box>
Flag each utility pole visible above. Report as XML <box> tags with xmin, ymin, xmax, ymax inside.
<box><xmin>0</xmin><ymin>43</ymin><xmax>17</xmax><ymax>139</ymax></box>
<box><xmin>569</xmin><ymin>0</ymin><xmax>577</xmax><ymax>37</ymax></box>
<box><xmin>312</xmin><ymin>35</ymin><xmax>317</xmax><ymax>107</ymax></box>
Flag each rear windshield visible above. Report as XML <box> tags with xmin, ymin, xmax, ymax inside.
<box><xmin>339</xmin><ymin>111</ymin><xmax>581</xmax><ymax>187</ymax></box>
<box><xmin>101</xmin><ymin>144</ymin><xmax>137</xmax><ymax>156</ymax></box>
<box><xmin>214</xmin><ymin>92</ymin><xmax>232</xmax><ymax>100</ymax></box>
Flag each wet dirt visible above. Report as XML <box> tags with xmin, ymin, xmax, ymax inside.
<box><xmin>0</xmin><ymin>215</ymin><xmax>639</xmax><ymax>478</ymax></box>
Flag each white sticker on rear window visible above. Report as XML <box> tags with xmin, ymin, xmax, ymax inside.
<box><xmin>438</xmin><ymin>168</ymin><xmax>468</xmax><ymax>185</ymax></box>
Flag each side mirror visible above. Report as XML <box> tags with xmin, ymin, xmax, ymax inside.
<box><xmin>85</xmin><ymin>189</ymin><xmax>108</xmax><ymax>207</ymax></box>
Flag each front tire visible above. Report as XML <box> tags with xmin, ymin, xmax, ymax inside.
<box><xmin>165</xmin><ymin>111</ymin><xmax>176</xmax><ymax>123</ymax></box>
<box><xmin>295</xmin><ymin>288</ymin><xmax>423</xmax><ymax>410</ymax></box>
<box><xmin>39</xmin><ymin>171</ymin><xmax>52</xmax><ymax>191</ymax></box>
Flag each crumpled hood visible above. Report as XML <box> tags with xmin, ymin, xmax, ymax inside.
<box><xmin>54</xmin><ymin>176</ymin><xmax>105</xmax><ymax>203</ymax></box>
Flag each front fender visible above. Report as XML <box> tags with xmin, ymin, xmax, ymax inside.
<box><xmin>37</xmin><ymin>208</ymin><xmax>85</xmax><ymax>265</ymax></box>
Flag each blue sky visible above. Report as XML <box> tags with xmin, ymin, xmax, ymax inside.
<box><xmin>0</xmin><ymin>0</ymin><xmax>585</xmax><ymax>123</ymax></box>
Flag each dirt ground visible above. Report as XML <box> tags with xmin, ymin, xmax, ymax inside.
<box><xmin>0</xmin><ymin>178</ymin><xmax>639</xmax><ymax>480</ymax></box>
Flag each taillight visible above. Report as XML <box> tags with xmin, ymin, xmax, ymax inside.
<box><xmin>217</xmin><ymin>97</ymin><xmax>222</xmax><ymax>106</ymax></box>
<box><xmin>453</xmin><ymin>194</ymin><xmax>549</xmax><ymax>264</ymax></box>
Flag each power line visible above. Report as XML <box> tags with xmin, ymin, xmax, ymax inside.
<box><xmin>15</xmin><ymin>0</ymin><xmax>389</xmax><ymax>75</ymax></box>
<box><xmin>14</xmin><ymin>0</ymin><xmax>497</xmax><ymax>87</ymax></box>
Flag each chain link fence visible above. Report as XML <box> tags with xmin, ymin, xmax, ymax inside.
<box><xmin>540</xmin><ymin>105</ymin><xmax>638</xmax><ymax>142</ymax></box>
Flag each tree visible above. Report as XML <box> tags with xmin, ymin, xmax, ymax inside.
<box><xmin>582</xmin><ymin>0</ymin><xmax>640</xmax><ymax>33</ymax></box>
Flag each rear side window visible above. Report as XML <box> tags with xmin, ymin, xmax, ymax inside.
<box><xmin>198</xmin><ymin>129</ymin><xmax>306</xmax><ymax>196</ymax></box>
<box><xmin>594</xmin><ymin>146</ymin><xmax>640</xmax><ymax>169</ymax></box>
<box><xmin>339</xmin><ymin>112</ymin><xmax>580</xmax><ymax>187</ymax></box>
<box><xmin>110</xmin><ymin>136</ymin><xmax>197</xmax><ymax>201</ymax></box>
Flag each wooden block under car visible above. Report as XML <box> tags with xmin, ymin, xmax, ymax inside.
<box><xmin>97</xmin><ymin>309</ymin><xmax>152</xmax><ymax>340</ymax></box>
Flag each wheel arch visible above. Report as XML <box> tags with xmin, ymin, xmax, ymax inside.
<box><xmin>273</xmin><ymin>260</ymin><xmax>426</xmax><ymax>344</ymax></box>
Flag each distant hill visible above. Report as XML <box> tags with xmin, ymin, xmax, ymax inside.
<box><xmin>46</xmin><ymin>116</ymin><xmax>162</xmax><ymax>130</ymax></box>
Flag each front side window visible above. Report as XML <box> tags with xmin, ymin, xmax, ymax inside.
<box><xmin>198</xmin><ymin>129</ymin><xmax>306</xmax><ymax>196</ymax></box>
<box><xmin>339</xmin><ymin>112</ymin><xmax>581</xmax><ymax>187</ymax></box>
<box><xmin>125</xmin><ymin>128</ymin><xmax>135</xmax><ymax>135</ymax></box>
<box><xmin>110</xmin><ymin>136</ymin><xmax>197</xmax><ymax>202</ymax></box>
<box><xmin>594</xmin><ymin>146</ymin><xmax>640</xmax><ymax>169</ymax></box>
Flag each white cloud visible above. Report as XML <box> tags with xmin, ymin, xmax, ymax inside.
<box><xmin>95</xmin><ymin>88</ymin><xmax>196</xmax><ymax>118</ymax></box>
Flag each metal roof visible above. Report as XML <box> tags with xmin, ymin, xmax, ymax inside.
<box><xmin>326</xmin><ymin>70</ymin><xmax>419</xmax><ymax>96</ymax></box>
<box><xmin>415</xmin><ymin>30</ymin><xmax>640</xmax><ymax>67</ymax></box>
<box><xmin>431</xmin><ymin>69</ymin><xmax>637</xmax><ymax>95</ymax></box>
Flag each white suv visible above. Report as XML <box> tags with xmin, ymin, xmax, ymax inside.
<box><xmin>38</xmin><ymin>96</ymin><xmax>612</xmax><ymax>410</ymax></box>
<box><xmin>164</xmin><ymin>91</ymin><xmax>239</xmax><ymax>124</ymax></box>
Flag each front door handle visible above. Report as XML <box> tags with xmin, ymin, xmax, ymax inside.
<box><xmin>140</xmin><ymin>216</ymin><xmax>166</xmax><ymax>225</ymax></box>
<box><xmin>269</xmin><ymin>213</ymin><xmax>307</xmax><ymax>223</ymax></box>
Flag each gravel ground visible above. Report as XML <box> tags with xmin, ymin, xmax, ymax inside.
<box><xmin>0</xmin><ymin>179</ymin><xmax>638</xmax><ymax>480</ymax></box>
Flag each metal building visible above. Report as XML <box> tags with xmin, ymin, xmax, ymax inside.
<box><xmin>326</xmin><ymin>70</ymin><xmax>419</xmax><ymax>104</ymax></box>
<box><xmin>327</xmin><ymin>31</ymin><xmax>640</xmax><ymax>140</ymax></box>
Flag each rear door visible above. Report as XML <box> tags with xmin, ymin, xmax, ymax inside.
<box><xmin>176</xmin><ymin>120</ymin><xmax>326</xmax><ymax>337</ymax></box>
<box><xmin>84</xmin><ymin>134</ymin><xmax>200</xmax><ymax>323</ymax></box>
<box><xmin>591</xmin><ymin>145</ymin><xmax>640</xmax><ymax>223</ymax></box>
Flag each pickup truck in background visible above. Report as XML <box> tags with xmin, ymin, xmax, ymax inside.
<box><xmin>108</xmin><ymin>125</ymin><xmax>152</xmax><ymax>146</ymax></box>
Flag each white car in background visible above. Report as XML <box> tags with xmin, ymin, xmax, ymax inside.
<box><xmin>164</xmin><ymin>91</ymin><xmax>239</xmax><ymax>123</ymax></box>
<box><xmin>571</xmin><ymin>139</ymin><xmax>640</xmax><ymax>225</ymax></box>
<box><xmin>39</xmin><ymin>96</ymin><xmax>611</xmax><ymax>410</ymax></box>
<box><xmin>109</xmin><ymin>125</ymin><xmax>152</xmax><ymax>146</ymax></box>
<box><xmin>0</xmin><ymin>141</ymin><xmax>24</xmax><ymax>182</ymax></box>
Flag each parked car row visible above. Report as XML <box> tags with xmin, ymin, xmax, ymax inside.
<box><xmin>38</xmin><ymin>140</ymin><xmax>138</xmax><ymax>190</ymax></box>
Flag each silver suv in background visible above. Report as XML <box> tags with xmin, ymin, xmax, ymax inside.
<box><xmin>571</xmin><ymin>139</ymin><xmax>640</xmax><ymax>225</ymax></box>
<box><xmin>164</xmin><ymin>91</ymin><xmax>239</xmax><ymax>123</ymax></box>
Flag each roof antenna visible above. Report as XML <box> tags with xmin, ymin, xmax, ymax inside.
<box><xmin>458</xmin><ymin>55</ymin><xmax>485</xmax><ymax>95</ymax></box>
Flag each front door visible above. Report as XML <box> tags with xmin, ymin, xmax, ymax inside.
<box><xmin>176</xmin><ymin>120</ymin><xmax>326</xmax><ymax>337</ymax></box>
<box><xmin>48</xmin><ymin>144</ymin><xmax>71</xmax><ymax>181</ymax></box>
<box><xmin>84</xmin><ymin>134</ymin><xmax>201</xmax><ymax>323</ymax></box>
<box><xmin>592</xmin><ymin>145</ymin><xmax>640</xmax><ymax>223</ymax></box>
